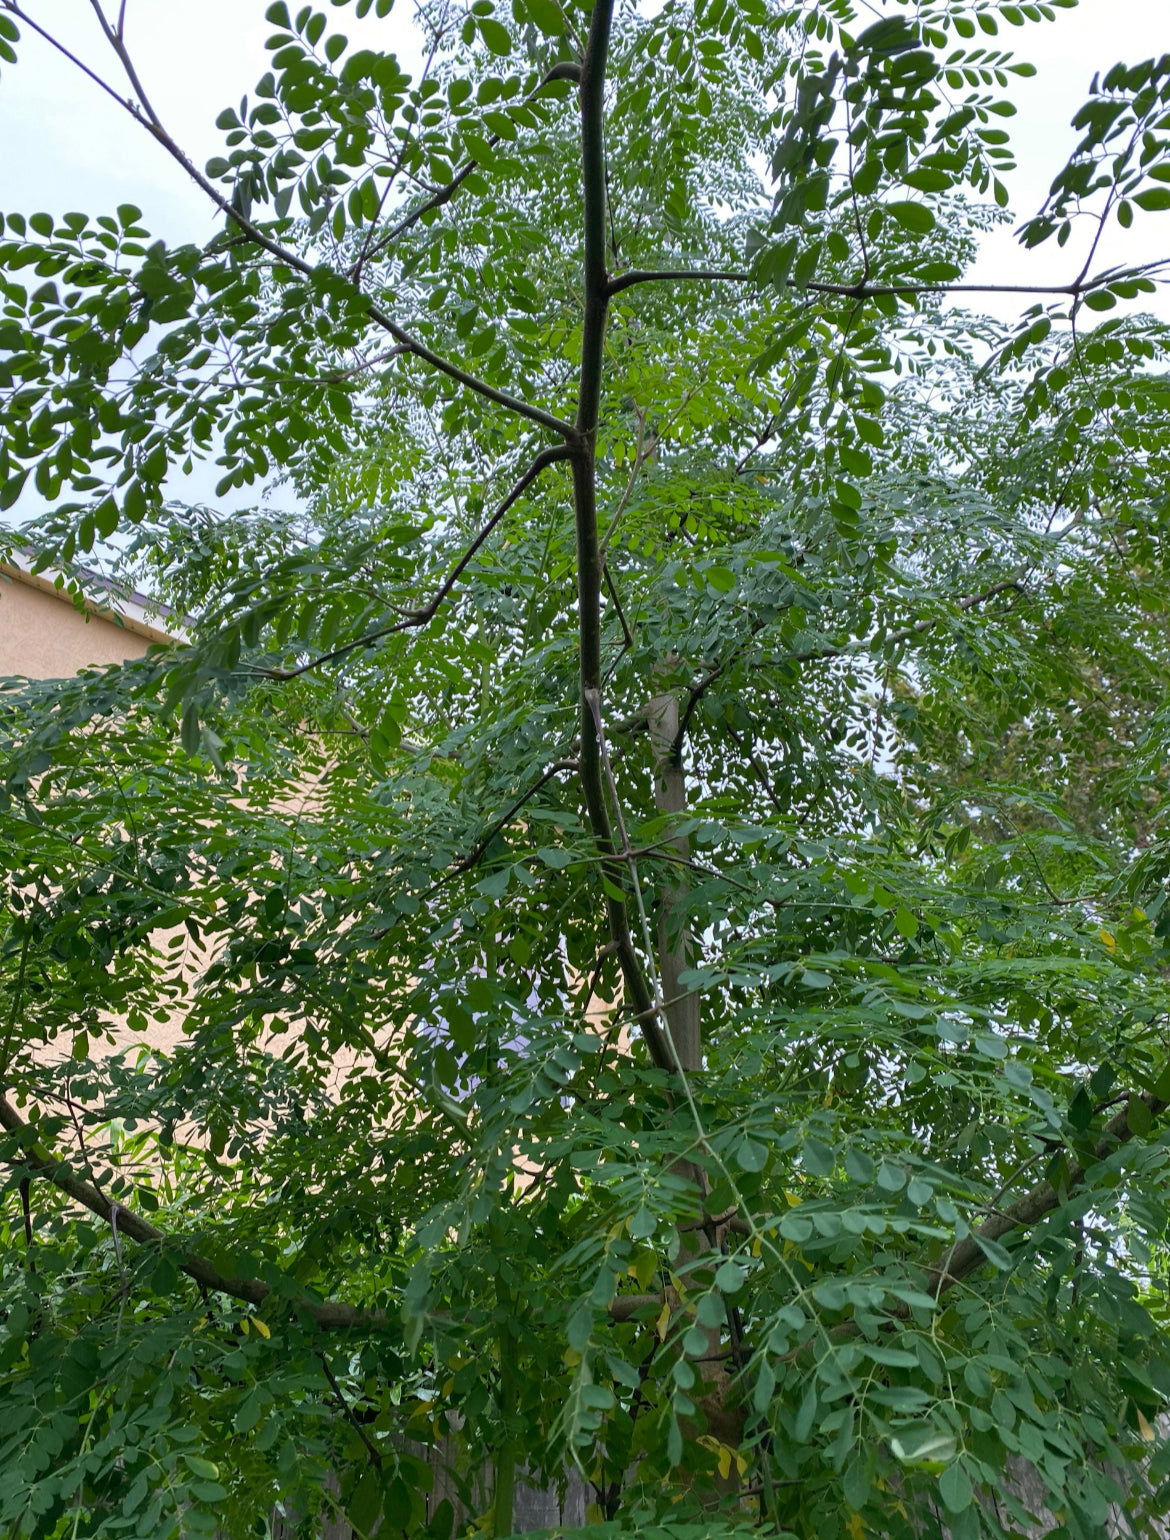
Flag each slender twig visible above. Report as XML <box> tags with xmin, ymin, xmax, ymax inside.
<box><xmin>357</xmin><ymin>60</ymin><xmax>583</xmax><ymax>268</ymax></box>
<box><xmin>62</xmin><ymin>1080</ymin><xmax>111</xmax><ymax>1208</ymax></box>
<box><xmin>323</xmin><ymin>346</ymin><xmax>408</xmax><ymax>383</ymax></box>
<box><xmin>261</xmin><ymin>444</ymin><xmax>571</xmax><ymax>681</ymax></box>
<box><xmin>719</xmin><ymin>720</ymin><xmax>786</xmax><ymax>816</ymax></box>
<box><xmin>599</xmin><ymin>404</ymin><xmax>648</xmax><ymax>559</ymax></box>
<box><xmin>347</xmin><ymin>11</ymin><xmax>451</xmax><ymax>285</ymax></box>
<box><xmin>602</xmin><ymin>562</ymin><xmax>634</xmax><ymax>674</ymax></box>
<box><xmin>19</xmin><ymin>1176</ymin><xmax>34</xmax><ymax>1268</ymax></box>
<box><xmin>414</xmin><ymin>757</ymin><xmax>580</xmax><ymax>903</ymax></box>
<box><xmin>318</xmin><ymin>1354</ymin><xmax>383</xmax><ymax>1469</ymax></box>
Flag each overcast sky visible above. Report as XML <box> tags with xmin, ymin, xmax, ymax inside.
<box><xmin>0</xmin><ymin>0</ymin><xmax>1166</xmax><ymax>508</ymax></box>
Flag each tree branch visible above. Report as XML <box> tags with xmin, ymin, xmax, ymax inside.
<box><xmin>2</xmin><ymin>2</ymin><xmax>576</xmax><ymax>441</ymax></box>
<box><xmin>673</xmin><ymin>577</ymin><xmax>1024</xmax><ymax>757</ymax></box>
<box><xmin>318</xmin><ymin>1353</ymin><xmax>383</xmax><ymax>1468</ymax></box>
<box><xmin>0</xmin><ymin>1092</ymin><xmax>387</xmax><ymax>1329</ymax></box>
<box><xmin>410</xmin><ymin>757</ymin><xmax>580</xmax><ymax>906</ymax></box>
<box><xmin>925</xmin><ymin>1090</ymin><xmax>1168</xmax><ymax>1299</ymax></box>
<box><xmin>261</xmin><ymin>444</ymin><xmax>572</xmax><ymax>682</ymax></box>
<box><xmin>605</xmin><ymin>262</ymin><xmax>1170</xmax><ymax>302</ymax></box>
<box><xmin>357</xmin><ymin>60</ymin><xmax>583</xmax><ymax>269</ymax></box>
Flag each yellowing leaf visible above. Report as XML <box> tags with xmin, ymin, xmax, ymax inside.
<box><xmin>1100</xmin><ymin>929</ymin><xmax>1116</xmax><ymax>952</ymax></box>
<box><xmin>251</xmin><ymin>1316</ymin><xmax>271</xmax><ymax>1339</ymax></box>
<box><xmin>847</xmin><ymin>1515</ymin><xmax>866</xmax><ymax>1540</ymax></box>
<box><xmin>656</xmin><ymin>1302</ymin><xmax>671</xmax><ymax>1341</ymax></box>
<box><xmin>1138</xmin><ymin>1408</ymin><xmax>1156</xmax><ymax>1442</ymax></box>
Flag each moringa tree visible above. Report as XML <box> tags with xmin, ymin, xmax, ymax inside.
<box><xmin>2</xmin><ymin>0</ymin><xmax>1170</xmax><ymax>1536</ymax></box>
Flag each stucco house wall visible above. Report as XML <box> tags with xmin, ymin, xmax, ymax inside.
<box><xmin>0</xmin><ymin>558</ymin><xmax>172</xmax><ymax>678</ymax></box>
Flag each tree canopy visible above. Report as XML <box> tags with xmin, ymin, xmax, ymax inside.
<box><xmin>2</xmin><ymin>0</ymin><xmax>1170</xmax><ymax>1536</ymax></box>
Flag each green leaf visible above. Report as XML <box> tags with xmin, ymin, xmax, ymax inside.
<box><xmin>180</xmin><ymin>702</ymin><xmax>202</xmax><ymax>755</ymax></box>
<box><xmin>0</xmin><ymin>466</ymin><xmax>28</xmax><ymax>511</ymax></box>
<box><xmin>877</xmin><ymin>1162</ymin><xmax>906</xmax><ymax>1192</ymax></box>
<box><xmin>477</xmin><ymin>18</ymin><xmax>512</xmax><ymax>55</ymax></box>
<box><xmin>524</xmin><ymin>0</ymin><xmax>565</xmax><ymax>35</ymax></box>
<box><xmin>736</xmin><ymin>1136</ymin><xmax>768</xmax><ymax>1172</ymax></box>
<box><xmin>348</xmin><ymin>1469</ymin><xmax>383</xmax><ymax>1537</ymax></box>
<box><xmin>1068</xmin><ymin>1085</ymin><xmax>1093</xmax><ymax>1130</ymax></box>
<box><xmin>974</xmin><ymin>1234</ymin><xmax>1012</xmax><ymax>1271</ymax></box>
<box><xmin>887</xmin><ymin>201</ymin><xmax>936</xmax><ymax>234</ymax></box>
<box><xmin>715</xmin><ymin>1260</ymin><xmax>745</xmax><ymax>1293</ymax></box>
<box><xmin>939</xmin><ymin>1462</ymin><xmax>973</xmax><ymax>1514</ymax></box>
<box><xmin>802</xmin><ymin>1136</ymin><xmax>834</xmax><ymax>1177</ymax></box>
<box><xmin>845</xmin><ymin>1147</ymin><xmax>874</xmax><ymax>1184</ymax></box>
<box><xmin>903</xmin><ymin>168</ymin><xmax>952</xmax><ymax>194</ymax></box>
<box><xmin>536</xmin><ymin>845</ymin><xmax>575</xmax><ymax>869</ymax></box>
<box><xmin>628</xmin><ymin>1207</ymin><xmax>657</xmax><ymax>1239</ymax></box>
<box><xmin>793</xmin><ymin>1383</ymin><xmax>818</xmax><ymax>1443</ymax></box>
<box><xmin>94</xmin><ymin>495</ymin><xmax>119</xmax><ymax>539</ymax></box>
<box><xmin>1133</xmin><ymin>186</ymin><xmax>1170</xmax><ymax>211</ymax></box>
<box><xmin>1128</xmin><ymin>1094</ymin><xmax>1153</xmax><ymax>1137</ymax></box>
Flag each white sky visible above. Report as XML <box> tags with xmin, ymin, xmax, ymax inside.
<box><xmin>0</xmin><ymin>0</ymin><xmax>1166</xmax><ymax>508</ymax></box>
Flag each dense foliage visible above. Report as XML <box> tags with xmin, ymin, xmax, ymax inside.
<box><xmin>2</xmin><ymin>0</ymin><xmax>1170</xmax><ymax>1536</ymax></box>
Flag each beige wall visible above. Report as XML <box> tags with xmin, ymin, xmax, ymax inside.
<box><xmin>0</xmin><ymin>565</ymin><xmax>166</xmax><ymax>678</ymax></box>
<box><xmin>0</xmin><ymin>563</ymin><xmax>189</xmax><ymax>1058</ymax></box>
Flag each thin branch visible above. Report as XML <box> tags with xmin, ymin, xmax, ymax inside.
<box><xmin>602</xmin><ymin>562</ymin><xmax>634</xmax><ymax>670</ymax></box>
<box><xmin>262</xmin><ymin>445</ymin><xmax>571</xmax><ymax>682</ymax></box>
<box><xmin>673</xmin><ymin>576</ymin><xmax>1024</xmax><ymax>757</ymax></box>
<box><xmin>925</xmin><ymin>1089</ymin><xmax>1168</xmax><ymax>1299</ymax></box>
<box><xmin>1</xmin><ymin>1</ymin><xmax>139</xmax><ymax>117</ymax></box>
<box><xmin>363</xmin><ymin>301</ymin><xmax>577</xmax><ymax>439</ymax></box>
<box><xmin>0</xmin><ymin>1092</ymin><xmax>387</xmax><ymax>1328</ymax></box>
<box><xmin>719</xmin><ymin>719</ymin><xmax>787</xmax><ymax>816</ymax></box>
<box><xmin>605</xmin><ymin>261</ymin><xmax>1170</xmax><ymax>301</ymax></box>
<box><xmin>3</xmin><ymin>1</ymin><xmax>576</xmax><ymax>441</ymax></box>
<box><xmin>323</xmin><ymin>345</ymin><xmax>409</xmax><ymax>383</ymax></box>
<box><xmin>357</xmin><ymin>60</ymin><xmax>583</xmax><ymax>268</ymax></box>
<box><xmin>598</xmin><ymin>403</ymin><xmax>648</xmax><ymax>559</ymax></box>
<box><xmin>318</xmin><ymin>1354</ymin><xmax>383</xmax><ymax>1469</ymax></box>
<box><xmin>607</xmin><ymin>268</ymin><xmax>748</xmax><ymax>296</ymax></box>
<box><xmin>414</xmin><ymin>757</ymin><xmax>580</xmax><ymax>903</ymax></box>
<box><xmin>347</xmin><ymin>12</ymin><xmax>450</xmax><ymax>286</ymax></box>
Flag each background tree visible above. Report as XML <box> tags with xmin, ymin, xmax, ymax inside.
<box><xmin>2</xmin><ymin>0</ymin><xmax>1170</xmax><ymax>1536</ymax></box>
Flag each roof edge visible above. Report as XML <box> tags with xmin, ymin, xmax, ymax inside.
<box><xmin>0</xmin><ymin>557</ymin><xmax>181</xmax><ymax>648</ymax></box>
